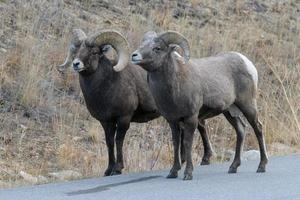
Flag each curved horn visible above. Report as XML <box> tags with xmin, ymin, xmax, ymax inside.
<box><xmin>157</xmin><ymin>31</ymin><xmax>190</xmax><ymax>63</ymax></box>
<box><xmin>57</xmin><ymin>29</ymin><xmax>87</xmax><ymax>71</ymax></box>
<box><xmin>57</xmin><ymin>44</ymin><xmax>77</xmax><ymax>72</ymax></box>
<box><xmin>86</xmin><ymin>30</ymin><xmax>129</xmax><ymax>72</ymax></box>
<box><xmin>142</xmin><ymin>31</ymin><xmax>157</xmax><ymax>43</ymax></box>
<box><xmin>72</xmin><ymin>29</ymin><xmax>87</xmax><ymax>46</ymax></box>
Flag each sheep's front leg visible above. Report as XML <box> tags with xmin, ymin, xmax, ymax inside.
<box><xmin>167</xmin><ymin>122</ymin><xmax>181</xmax><ymax>179</ymax></box>
<box><xmin>101</xmin><ymin>121</ymin><xmax>117</xmax><ymax>176</ymax></box>
<box><xmin>113</xmin><ymin>116</ymin><xmax>131</xmax><ymax>175</ymax></box>
<box><xmin>183</xmin><ymin>115</ymin><xmax>198</xmax><ymax>180</ymax></box>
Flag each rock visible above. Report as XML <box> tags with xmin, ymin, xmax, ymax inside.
<box><xmin>224</xmin><ymin>150</ymin><xmax>235</xmax><ymax>162</ymax></box>
<box><xmin>173</xmin><ymin>5</ymin><xmax>213</xmax><ymax>21</ymax></box>
<box><xmin>19</xmin><ymin>171</ymin><xmax>38</xmax><ymax>184</ymax></box>
<box><xmin>0</xmin><ymin>48</ymin><xmax>7</xmax><ymax>53</ymax></box>
<box><xmin>242</xmin><ymin>150</ymin><xmax>260</xmax><ymax>161</ymax></box>
<box><xmin>0</xmin><ymin>165</ymin><xmax>14</xmax><ymax>176</ymax></box>
<box><xmin>20</xmin><ymin>124</ymin><xmax>28</xmax><ymax>130</ymax></box>
<box><xmin>49</xmin><ymin>170</ymin><xmax>82</xmax><ymax>181</ymax></box>
<box><xmin>128</xmin><ymin>0</ymin><xmax>136</xmax><ymax>6</ymax></box>
<box><xmin>246</xmin><ymin>0</ymin><xmax>268</xmax><ymax>13</ymax></box>
<box><xmin>72</xmin><ymin>136</ymin><xmax>84</xmax><ymax>142</ymax></box>
<box><xmin>72</xmin><ymin>135</ymin><xmax>94</xmax><ymax>143</ymax></box>
<box><xmin>270</xmin><ymin>143</ymin><xmax>296</xmax><ymax>154</ymax></box>
<box><xmin>37</xmin><ymin>175</ymin><xmax>48</xmax><ymax>184</ymax></box>
<box><xmin>0</xmin><ymin>180</ymin><xmax>9</xmax><ymax>188</ymax></box>
<box><xmin>19</xmin><ymin>171</ymin><xmax>48</xmax><ymax>184</ymax></box>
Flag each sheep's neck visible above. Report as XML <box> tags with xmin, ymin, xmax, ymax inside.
<box><xmin>79</xmin><ymin>58</ymin><xmax>116</xmax><ymax>98</ymax></box>
<box><xmin>148</xmin><ymin>55</ymin><xmax>187</xmax><ymax>108</ymax></box>
<box><xmin>150</xmin><ymin>55</ymin><xmax>185</xmax><ymax>91</ymax></box>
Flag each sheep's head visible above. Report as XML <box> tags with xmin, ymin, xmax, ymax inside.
<box><xmin>131</xmin><ymin>31</ymin><xmax>190</xmax><ymax>72</ymax></box>
<box><xmin>58</xmin><ymin>29</ymin><xmax>129</xmax><ymax>74</ymax></box>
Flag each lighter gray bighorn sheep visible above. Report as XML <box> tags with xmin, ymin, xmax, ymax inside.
<box><xmin>131</xmin><ymin>31</ymin><xmax>268</xmax><ymax>180</ymax></box>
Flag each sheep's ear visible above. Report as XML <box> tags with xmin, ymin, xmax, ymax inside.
<box><xmin>102</xmin><ymin>45</ymin><xmax>111</xmax><ymax>52</ymax></box>
<box><xmin>170</xmin><ymin>44</ymin><xmax>186</xmax><ymax>64</ymax></box>
<box><xmin>102</xmin><ymin>45</ymin><xmax>118</xmax><ymax>65</ymax></box>
<box><xmin>169</xmin><ymin>44</ymin><xmax>177</xmax><ymax>51</ymax></box>
<box><xmin>142</xmin><ymin>31</ymin><xmax>157</xmax><ymax>43</ymax></box>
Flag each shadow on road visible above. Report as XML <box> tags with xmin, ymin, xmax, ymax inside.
<box><xmin>67</xmin><ymin>175</ymin><xmax>163</xmax><ymax>196</ymax></box>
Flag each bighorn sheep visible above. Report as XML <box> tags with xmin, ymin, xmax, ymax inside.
<box><xmin>58</xmin><ymin>29</ymin><xmax>162</xmax><ymax>176</ymax></box>
<box><xmin>131</xmin><ymin>31</ymin><xmax>268</xmax><ymax>180</ymax></box>
<box><xmin>58</xmin><ymin>29</ymin><xmax>213</xmax><ymax>176</ymax></box>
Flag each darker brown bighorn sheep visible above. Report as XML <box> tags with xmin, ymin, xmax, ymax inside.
<box><xmin>58</xmin><ymin>29</ymin><xmax>163</xmax><ymax>176</ymax></box>
<box><xmin>131</xmin><ymin>31</ymin><xmax>268</xmax><ymax>180</ymax></box>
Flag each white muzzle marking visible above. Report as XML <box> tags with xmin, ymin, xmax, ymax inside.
<box><xmin>72</xmin><ymin>58</ymin><xmax>85</xmax><ymax>72</ymax></box>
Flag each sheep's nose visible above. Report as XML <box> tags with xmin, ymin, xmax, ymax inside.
<box><xmin>72</xmin><ymin>58</ymin><xmax>84</xmax><ymax>72</ymax></box>
<box><xmin>132</xmin><ymin>53</ymin><xmax>138</xmax><ymax>57</ymax></box>
<box><xmin>131</xmin><ymin>51</ymin><xmax>142</xmax><ymax>63</ymax></box>
<box><xmin>73</xmin><ymin>61</ymin><xmax>80</xmax><ymax>67</ymax></box>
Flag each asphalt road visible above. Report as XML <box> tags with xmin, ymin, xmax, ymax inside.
<box><xmin>1</xmin><ymin>155</ymin><xmax>300</xmax><ymax>200</ymax></box>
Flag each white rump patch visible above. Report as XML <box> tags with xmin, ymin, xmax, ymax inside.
<box><xmin>232</xmin><ymin>52</ymin><xmax>258</xmax><ymax>86</ymax></box>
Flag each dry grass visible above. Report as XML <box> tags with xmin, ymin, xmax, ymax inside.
<box><xmin>0</xmin><ymin>0</ymin><xmax>299</xmax><ymax>188</ymax></box>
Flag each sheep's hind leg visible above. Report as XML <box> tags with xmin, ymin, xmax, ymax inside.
<box><xmin>223</xmin><ymin>111</ymin><xmax>246</xmax><ymax>173</ymax></box>
<box><xmin>101</xmin><ymin>121</ymin><xmax>117</xmax><ymax>176</ymax></box>
<box><xmin>198</xmin><ymin>120</ymin><xmax>213</xmax><ymax>165</ymax></box>
<box><xmin>238</xmin><ymin>102</ymin><xmax>268</xmax><ymax>173</ymax></box>
<box><xmin>167</xmin><ymin>122</ymin><xmax>181</xmax><ymax>179</ymax></box>
<box><xmin>180</xmin><ymin>128</ymin><xmax>186</xmax><ymax>164</ymax></box>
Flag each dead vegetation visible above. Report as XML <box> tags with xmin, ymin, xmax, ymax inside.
<box><xmin>0</xmin><ymin>0</ymin><xmax>299</xmax><ymax>188</ymax></box>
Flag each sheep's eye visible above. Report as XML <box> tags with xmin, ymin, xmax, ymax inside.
<box><xmin>153</xmin><ymin>47</ymin><xmax>161</xmax><ymax>52</ymax></box>
<box><xmin>91</xmin><ymin>50</ymin><xmax>98</xmax><ymax>55</ymax></box>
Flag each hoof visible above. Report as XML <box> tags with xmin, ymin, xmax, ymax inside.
<box><xmin>228</xmin><ymin>167</ymin><xmax>237</xmax><ymax>174</ymax></box>
<box><xmin>200</xmin><ymin>159</ymin><xmax>210</xmax><ymax>165</ymax></box>
<box><xmin>111</xmin><ymin>170</ymin><xmax>122</xmax><ymax>176</ymax></box>
<box><xmin>167</xmin><ymin>171</ymin><xmax>178</xmax><ymax>179</ymax></box>
<box><xmin>183</xmin><ymin>174</ymin><xmax>193</xmax><ymax>180</ymax></box>
<box><xmin>256</xmin><ymin>166</ymin><xmax>266</xmax><ymax>173</ymax></box>
<box><xmin>104</xmin><ymin>165</ymin><xmax>122</xmax><ymax>176</ymax></box>
<box><xmin>104</xmin><ymin>168</ymin><xmax>113</xmax><ymax>176</ymax></box>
